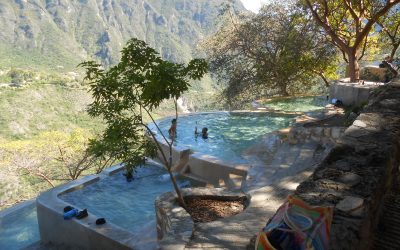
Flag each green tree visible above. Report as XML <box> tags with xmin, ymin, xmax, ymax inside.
<box><xmin>56</xmin><ymin>129</ymin><xmax>118</xmax><ymax>180</ymax></box>
<box><xmin>303</xmin><ymin>0</ymin><xmax>400</xmax><ymax>82</ymax></box>
<box><xmin>80</xmin><ymin>38</ymin><xmax>207</xmax><ymax>207</ymax></box>
<box><xmin>377</xmin><ymin>6</ymin><xmax>400</xmax><ymax>60</ymax></box>
<box><xmin>204</xmin><ymin>3</ymin><xmax>337</xmax><ymax>107</ymax></box>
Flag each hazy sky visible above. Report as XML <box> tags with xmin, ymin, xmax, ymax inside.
<box><xmin>240</xmin><ymin>0</ymin><xmax>269</xmax><ymax>13</ymax></box>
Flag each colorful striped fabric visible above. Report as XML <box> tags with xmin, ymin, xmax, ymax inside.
<box><xmin>256</xmin><ymin>195</ymin><xmax>333</xmax><ymax>250</ymax></box>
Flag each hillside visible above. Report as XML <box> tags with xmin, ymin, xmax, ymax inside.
<box><xmin>0</xmin><ymin>0</ymin><xmax>245</xmax><ymax>139</ymax></box>
<box><xmin>0</xmin><ymin>1</ymin><xmax>246</xmax><ymax>209</ymax></box>
<box><xmin>0</xmin><ymin>0</ymin><xmax>244</xmax><ymax>70</ymax></box>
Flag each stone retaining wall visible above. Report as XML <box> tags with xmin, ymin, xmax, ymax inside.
<box><xmin>155</xmin><ymin>188</ymin><xmax>248</xmax><ymax>250</ymax></box>
<box><xmin>287</xmin><ymin>125</ymin><xmax>346</xmax><ymax>145</ymax></box>
<box><xmin>293</xmin><ymin>80</ymin><xmax>400</xmax><ymax>249</ymax></box>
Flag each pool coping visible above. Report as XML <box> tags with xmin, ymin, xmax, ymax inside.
<box><xmin>36</xmin><ymin>159</ymin><xmax>163</xmax><ymax>250</ymax></box>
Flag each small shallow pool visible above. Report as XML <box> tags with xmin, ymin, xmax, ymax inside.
<box><xmin>60</xmin><ymin>164</ymin><xmax>190</xmax><ymax>234</ymax></box>
<box><xmin>154</xmin><ymin>112</ymin><xmax>295</xmax><ymax>163</ymax></box>
<box><xmin>0</xmin><ymin>201</ymin><xmax>39</xmax><ymax>250</ymax></box>
<box><xmin>263</xmin><ymin>96</ymin><xmax>328</xmax><ymax>112</ymax></box>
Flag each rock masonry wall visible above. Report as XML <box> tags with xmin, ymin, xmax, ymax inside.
<box><xmin>294</xmin><ymin>81</ymin><xmax>400</xmax><ymax>250</ymax></box>
<box><xmin>155</xmin><ymin>188</ymin><xmax>248</xmax><ymax>250</ymax></box>
<box><xmin>287</xmin><ymin>125</ymin><xmax>346</xmax><ymax>145</ymax></box>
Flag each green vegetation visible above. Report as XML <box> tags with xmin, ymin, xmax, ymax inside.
<box><xmin>1</xmin><ymin>0</ymin><xmax>399</xmax><ymax>212</ymax></box>
<box><xmin>0</xmin><ymin>84</ymin><xmax>98</xmax><ymax>140</ymax></box>
<box><xmin>204</xmin><ymin>2</ymin><xmax>338</xmax><ymax>108</ymax></box>
<box><xmin>0</xmin><ymin>129</ymin><xmax>118</xmax><ymax>209</ymax></box>
<box><xmin>377</xmin><ymin>7</ymin><xmax>400</xmax><ymax>60</ymax></box>
<box><xmin>302</xmin><ymin>0</ymin><xmax>400</xmax><ymax>82</ymax></box>
<box><xmin>81</xmin><ymin>38</ymin><xmax>208</xmax><ymax>207</ymax></box>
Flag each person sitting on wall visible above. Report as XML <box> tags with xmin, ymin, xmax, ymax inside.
<box><xmin>195</xmin><ymin>126</ymin><xmax>208</xmax><ymax>139</ymax></box>
<box><xmin>168</xmin><ymin>118</ymin><xmax>177</xmax><ymax>139</ymax></box>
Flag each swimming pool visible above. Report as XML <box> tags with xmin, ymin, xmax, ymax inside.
<box><xmin>153</xmin><ymin>112</ymin><xmax>295</xmax><ymax>163</ymax></box>
<box><xmin>60</xmin><ymin>164</ymin><xmax>190</xmax><ymax>234</ymax></box>
<box><xmin>0</xmin><ymin>201</ymin><xmax>39</xmax><ymax>250</ymax></box>
<box><xmin>263</xmin><ymin>96</ymin><xmax>328</xmax><ymax>112</ymax></box>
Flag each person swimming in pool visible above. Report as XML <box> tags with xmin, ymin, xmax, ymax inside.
<box><xmin>195</xmin><ymin>126</ymin><xmax>208</xmax><ymax>139</ymax></box>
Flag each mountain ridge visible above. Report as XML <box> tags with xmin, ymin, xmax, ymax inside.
<box><xmin>0</xmin><ymin>0</ymin><xmax>244</xmax><ymax>70</ymax></box>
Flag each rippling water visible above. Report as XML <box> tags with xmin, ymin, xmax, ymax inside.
<box><xmin>60</xmin><ymin>164</ymin><xmax>190</xmax><ymax>234</ymax></box>
<box><xmin>154</xmin><ymin>112</ymin><xmax>295</xmax><ymax>163</ymax></box>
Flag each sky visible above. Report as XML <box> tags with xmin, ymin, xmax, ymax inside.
<box><xmin>240</xmin><ymin>0</ymin><xmax>269</xmax><ymax>13</ymax></box>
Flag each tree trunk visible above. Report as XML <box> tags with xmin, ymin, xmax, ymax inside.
<box><xmin>167</xmin><ymin>168</ymin><xmax>186</xmax><ymax>208</ymax></box>
<box><xmin>279</xmin><ymin>82</ymin><xmax>289</xmax><ymax>96</ymax></box>
<box><xmin>174</xmin><ymin>98</ymin><xmax>178</xmax><ymax>121</ymax></box>
<box><xmin>348</xmin><ymin>52</ymin><xmax>360</xmax><ymax>82</ymax></box>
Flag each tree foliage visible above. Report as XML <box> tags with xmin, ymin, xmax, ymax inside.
<box><xmin>80</xmin><ymin>38</ymin><xmax>207</xmax><ymax>206</ymax></box>
<box><xmin>377</xmin><ymin>5</ymin><xmax>400</xmax><ymax>60</ymax></box>
<box><xmin>203</xmin><ymin>2</ymin><xmax>338</xmax><ymax>108</ymax></box>
<box><xmin>302</xmin><ymin>0</ymin><xmax>400</xmax><ymax>82</ymax></box>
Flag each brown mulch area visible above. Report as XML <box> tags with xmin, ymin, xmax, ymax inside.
<box><xmin>184</xmin><ymin>196</ymin><xmax>247</xmax><ymax>223</ymax></box>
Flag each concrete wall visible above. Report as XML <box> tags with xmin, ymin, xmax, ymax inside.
<box><xmin>154</xmin><ymin>138</ymin><xmax>248</xmax><ymax>189</ymax></box>
<box><xmin>292</xmin><ymin>79</ymin><xmax>400</xmax><ymax>250</ymax></box>
<box><xmin>184</xmin><ymin>153</ymin><xmax>248</xmax><ymax>189</ymax></box>
<box><xmin>329</xmin><ymin>82</ymin><xmax>379</xmax><ymax>106</ymax></box>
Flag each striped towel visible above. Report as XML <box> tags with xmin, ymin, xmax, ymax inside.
<box><xmin>256</xmin><ymin>195</ymin><xmax>333</xmax><ymax>250</ymax></box>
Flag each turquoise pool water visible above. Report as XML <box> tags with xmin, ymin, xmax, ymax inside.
<box><xmin>263</xmin><ymin>96</ymin><xmax>328</xmax><ymax>112</ymax></box>
<box><xmin>0</xmin><ymin>201</ymin><xmax>39</xmax><ymax>250</ymax></box>
<box><xmin>60</xmin><ymin>164</ymin><xmax>190</xmax><ymax>234</ymax></box>
<box><xmin>154</xmin><ymin>112</ymin><xmax>295</xmax><ymax>163</ymax></box>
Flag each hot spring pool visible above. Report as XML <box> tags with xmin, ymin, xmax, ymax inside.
<box><xmin>263</xmin><ymin>96</ymin><xmax>328</xmax><ymax>112</ymax></box>
<box><xmin>153</xmin><ymin>112</ymin><xmax>296</xmax><ymax>163</ymax></box>
<box><xmin>0</xmin><ymin>201</ymin><xmax>39</xmax><ymax>250</ymax></box>
<box><xmin>60</xmin><ymin>164</ymin><xmax>190</xmax><ymax>234</ymax></box>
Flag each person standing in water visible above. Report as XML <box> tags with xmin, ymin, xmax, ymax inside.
<box><xmin>195</xmin><ymin>125</ymin><xmax>208</xmax><ymax>139</ymax></box>
<box><xmin>168</xmin><ymin>119</ymin><xmax>177</xmax><ymax>139</ymax></box>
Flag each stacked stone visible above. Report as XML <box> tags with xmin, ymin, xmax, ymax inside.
<box><xmin>294</xmin><ymin>80</ymin><xmax>400</xmax><ymax>250</ymax></box>
<box><xmin>287</xmin><ymin>126</ymin><xmax>346</xmax><ymax>145</ymax></box>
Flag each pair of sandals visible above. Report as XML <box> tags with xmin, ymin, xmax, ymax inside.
<box><xmin>63</xmin><ymin>206</ymin><xmax>106</xmax><ymax>225</ymax></box>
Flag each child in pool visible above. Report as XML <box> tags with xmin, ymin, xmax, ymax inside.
<box><xmin>195</xmin><ymin>126</ymin><xmax>208</xmax><ymax>139</ymax></box>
